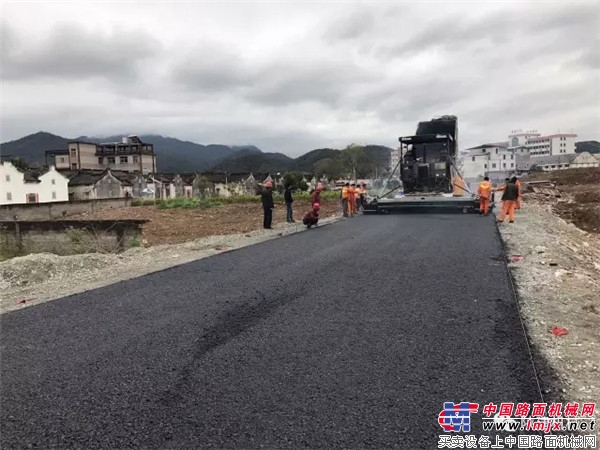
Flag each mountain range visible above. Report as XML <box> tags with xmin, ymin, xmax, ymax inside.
<box><xmin>0</xmin><ymin>132</ymin><xmax>393</xmax><ymax>174</ymax></box>
<box><xmin>575</xmin><ymin>141</ymin><xmax>600</xmax><ymax>154</ymax></box>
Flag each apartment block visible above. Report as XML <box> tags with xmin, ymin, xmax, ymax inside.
<box><xmin>45</xmin><ymin>135</ymin><xmax>157</xmax><ymax>174</ymax></box>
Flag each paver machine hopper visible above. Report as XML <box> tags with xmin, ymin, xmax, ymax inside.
<box><xmin>364</xmin><ymin>115</ymin><xmax>483</xmax><ymax>214</ymax></box>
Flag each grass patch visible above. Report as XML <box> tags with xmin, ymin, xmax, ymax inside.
<box><xmin>131</xmin><ymin>190</ymin><xmax>341</xmax><ymax>209</ymax></box>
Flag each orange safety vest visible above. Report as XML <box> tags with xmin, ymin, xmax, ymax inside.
<box><xmin>341</xmin><ymin>186</ymin><xmax>349</xmax><ymax>199</ymax></box>
<box><xmin>478</xmin><ymin>181</ymin><xmax>492</xmax><ymax>199</ymax></box>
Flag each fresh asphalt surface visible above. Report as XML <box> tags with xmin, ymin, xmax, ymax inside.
<box><xmin>1</xmin><ymin>213</ymin><xmax>542</xmax><ymax>449</ymax></box>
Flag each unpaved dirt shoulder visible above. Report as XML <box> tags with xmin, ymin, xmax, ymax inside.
<box><xmin>0</xmin><ymin>215</ymin><xmax>340</xmax><ymax>314</ymax></box>
<box><xmin>496</xmin><ymin>201</ymin><xmax>600</xmax><ymax>432</ymax></box>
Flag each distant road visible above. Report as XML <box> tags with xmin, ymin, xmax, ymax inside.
<box><xmin>1</xmin><ymin>214</ymin><xmax>541</xmax><ymax>449</ymax></box>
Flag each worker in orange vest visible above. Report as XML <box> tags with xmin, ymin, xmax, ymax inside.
<box><xmin>348</xmin><ymin>183</ymin><xmax>356</xmax><ymax>216</ymax></box>
<box><xmin>477</xmin><ymin>176</ymin><xmax>492</xmax><ymax>216</ymax></box>
<box><xmin>515</xmin><ymin>178</ymin><xmax>522</xmax><ymax>210</ymax></box>
<box><xmin>354</xmin><ymin>184</ymin><xmax>363</xmax><ymax>212</ymax></box>
<box><xmin>341</xmin><ymin>182</ymin><xmax>350</xmax><ymax>217</ymax></box>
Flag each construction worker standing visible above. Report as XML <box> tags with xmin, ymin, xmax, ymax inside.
<box><xmin>477</xmin><ymin>176</ymin><xmax>492</xmax><ymax>215</ymax></box>
<box><xmin>355</xmin><ymin>184</ymin><xmax>364</xmax><ymax>212</ymax></box>
<box><xmin>261</xmin><ymin>181</ymin><xmax>274</xmax><ymax>229</ymax></box>
<box><xmin>360</xmin><ymin>183</ymin><xmax>368</xmax><ymax>210</ymax></box>
<box><xmin>341</xmin><ymin>182</ymin><xmax>350</xmax><ymax>217</ymax></box>
<box><xmin>284</xmin><ymin>184</ymin><xmax>295</xmax><ymax>223</ymax></box>
<box><xmin>348</xmin><ymin>183</ymin><xmax>356</xmax><ymax>216</ymax></box>
<box><xmin>496</xmin><ymin>177</ymin><xmax>519</xmax><ymax>223</ymax></box>
<box><xmin>310</xmin><ymin>184</ymin><xmax>322</xmax><ymax>207</ymax></box>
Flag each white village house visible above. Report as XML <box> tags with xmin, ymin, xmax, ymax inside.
<box><xmin>0</xmin><ymin>162</ymin><xmax>69</xmax><ymax>205</ymax></box>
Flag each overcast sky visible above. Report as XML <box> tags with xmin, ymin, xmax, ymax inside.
<box><xmin>1</xmin><ymin>1</ymin><xmax>599</xmax><ymax>155</ymax></box>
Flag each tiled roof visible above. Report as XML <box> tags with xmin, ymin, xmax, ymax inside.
<box><xmin>530</xmin><ymin>154</ymin><xmax>576</xmax><ymax>166</ymax></box>
<box><xmin>67</xmin><ymin>172</ymin><xmax>105</xmax><ymax>186</ymax></box>
<box><xmin>466</xmin><ymin>142</ymin><xmax>508</xmax><ymax>150</ymax></box>
<box><xmin>45</xmin><ymin>149</ymin><xmax>69</xmax><ymax>156</ymax></box>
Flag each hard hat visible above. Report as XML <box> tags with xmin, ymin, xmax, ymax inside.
<box><xmin>265</xmin><ymin>181</ymin><xmax>273</xmax><ymax>187</ymax></box>
<box><xmin>313</xmin><ymin>203</ymin><xmax>320</xmax><ymax>209</ymax></box>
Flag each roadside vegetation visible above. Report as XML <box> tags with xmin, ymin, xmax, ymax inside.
<box><xmin>132</xmin><ymin>190</ymin><xmax>341</xmax><ymax>210</ymax></box>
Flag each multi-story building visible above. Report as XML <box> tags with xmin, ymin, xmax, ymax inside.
<box><xmin>45</xmin><ymin>135</ymin><xmax>157</xmax><ymax>174</ymax></box>
<box><xmin>526</xmin><ymin>134</ymin><xmax>577</xmax><ymax>157</ymax></box>
<box><xmin>389</xmin><ymin>147</ymin><xmax>401</xmax><ymax>171</ymax></box>
<box><xmin>461</xmin><ymin>128</ymin><xmax>580</xmax><ymax>179</ymax></box>
<box><xmin>461</xmin><ymin>142</ymin><xmax>517</xmax><ymax>182</ymax></box>
<box><xmin>508</xmin><ymin>129</ymin><xmax>541</xmax><ymax>148</ymax></box>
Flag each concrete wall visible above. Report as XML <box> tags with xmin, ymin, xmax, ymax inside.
<box><xmin>0</xmin><ymin>220</ymin><xmax>145</xmax><ymax>258</ymax></box>
<box><xmin>55</xmin><ymin>155</ymin><xmax>70</xmax><ymax>170</ymax></box>
<box><xmin>69</xmin><ymin>142</ymin><xmax>101</xmax><ymax>171</ymax></box>
<box><xmin>96</xmin><ymin>173</ymin><xmax>122</xmax><ymax>199</ymax></box>
<box><xmin>0</xmin><ymin>198</ymin><xmax>132</xmax><ymax>221</ymax></box>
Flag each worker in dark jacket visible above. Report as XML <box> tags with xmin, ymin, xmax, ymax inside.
<box><xmin>284</xmin><ymin>185</ymin><xmax>295</xmax><ymax>223</ymax></box>
<box><xmin>496</xmin><ymin>177</ymin><xmax>519</xmax><ymax>223</ymax></box>
<box><xmin>303</xmin><ymin>202</ymin><xmax>320</xmax><ymax>229</ymax></box>
<box><xmin>261</xmin><ymin>181</ymin><xmax>274</xmax><ymax>229</ymax></box>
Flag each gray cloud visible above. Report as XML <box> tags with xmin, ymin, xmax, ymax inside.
<box><xmin>1</xmin><ymin>21</ymin><xmax>161</xmax><ymax>81</ymax></box>
<box><xmin>244</xmin><ymin>58</ymin><xmax>379</xmax><ymax>107</ymax></box>
<box><xmin>170</xmin><ymin>42</ymin><xmax>257</xmax><ymax>92</ymax></box>
<box><xmin>322</xmin><ymin>9</ymin><xmax>377</xmax><ymax>42</ymax></box>
<box><xmin>378</xmin><ymin>2</ymin><xmax>599</xmax><ymax>60</ymax></box>
<box><xmin>1</xmin><ymin>1</ymin><xmax>598</xmax><ymax>155</ymax></box>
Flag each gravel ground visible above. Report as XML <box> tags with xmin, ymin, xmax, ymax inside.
<box><xmin>0</xmin><ymin>214</ymin><xmax>340</xmax><ymax>314</ymax></box>
<box><xmin>495</xmin><ymin>197</ymin><xmax>600</xmax><ymax>439</ymax></box>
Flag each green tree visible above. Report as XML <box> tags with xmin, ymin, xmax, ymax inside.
<box><xmin>9</xmin><ymin>157</ymin><xmax>29</xmax><ymax>171</ymax></box>
<box><xmin>282</xmin><ymin>171</ymin><xmax>308</xmax><ymax>191</ymax></box>
<box><xmin>314</xmin><ymin>157</ymin><xmax>345</xmax><ymax>181</ymax></box>
<box><xmin>340</xmin><ymin>144</ymin><xmax>374</xmax><ymax>180</ymax></box>
<box><xmin>193</xmin><ymin>173</ymin><xmax>214</xmax><ymax>198</ymax></box>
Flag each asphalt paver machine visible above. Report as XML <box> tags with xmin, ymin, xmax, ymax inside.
<box><xmin>364</xmin><ymin>115</ymin><xmax>486</xmax><ymax>214</ymax></box>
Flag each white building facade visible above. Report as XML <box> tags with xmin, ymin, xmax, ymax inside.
<box><xmin>0</xmin><ymin>162</ymin><xmax>69</xmax><ymax>205</ymax></box>
<box><xmin>460</xmin><ymin>143</ymin><xmax>516</xmax><ymax>181</ymax></box>
<box><xmin>527</xmin><ymin>134</ymin><xmax>577</xmax><ymax>157</ymax></box>
<box><xmin>389</xmin><ymin>148</ymin><xmax>401</xmax><ymax>171</ymax></box>
<box><xmin>461</xmin><ymin>129</ymin><xmax>580</xmax><ymax>176</ymax></box>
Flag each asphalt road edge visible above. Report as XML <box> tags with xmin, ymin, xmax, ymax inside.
<box><xmin>494</xmin><ymin>221</ymin><xmax>565</xmax><ymax>405</ymax></box>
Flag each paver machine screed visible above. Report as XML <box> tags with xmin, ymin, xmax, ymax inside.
<box><xmin>364</xmin><ymin>115</ymin><xmax>486</xmax><ymax>214</ymax></box>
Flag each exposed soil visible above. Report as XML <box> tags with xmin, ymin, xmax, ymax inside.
<box><xmin>65</xmin><ymin>198</ymin><xmax>340</xmax><ymax>246</ymax></box>
<box><xmin>524</xmin><ymin>168</ymin><xmax>600</xmax><ymax>234</ymax></box>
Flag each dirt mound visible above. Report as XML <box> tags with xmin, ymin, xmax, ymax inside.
<box><xmin>0</xmin><ymin>252</ymin><xmax>112</xmax><ymax>289</ymax></box>
<box><xmin>555</xmin><ymin>203</ymin><xmax>600</xmax><ymax>233</ymax></box>
<box><xmin>526</xmin><ymin>167</ymin><xmax>600</xmax><ymax>186</ymax></box>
